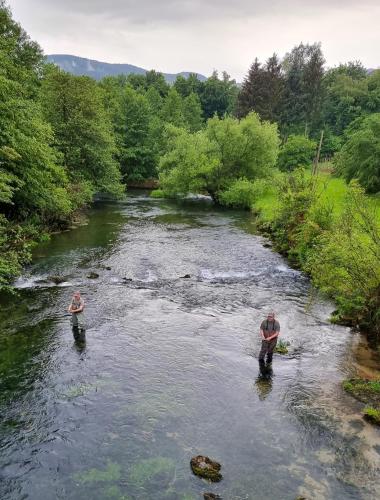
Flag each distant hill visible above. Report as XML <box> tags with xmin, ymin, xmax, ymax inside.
<box><xmin>46</xmin><ymin>54</ymin><xmax>207</xmax><ymax>83</ymax></box>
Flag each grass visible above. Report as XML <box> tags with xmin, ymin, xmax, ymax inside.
<box><xmin>342</xmin><ymin>378</ymin><xmax>380</xmax><ymax>405</ymax></box>
<box><xmin>274</xmin><ymin>339</ymin><xmax>289</xmax><ymax>354</ymax></box>
<box><xmin>363</xmin><ymin>406</ymin><xmax>380</xmax><ymax>426</ymax></box>
<box><xmin>252</xmin><ymin>165</ymin><xmax>380</xmax><ymax>222</ymax></box>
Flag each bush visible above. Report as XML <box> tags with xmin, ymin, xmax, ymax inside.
<box><xmin>150</xmin><ymin>189</ymin><xmax>166</xmax><ymax>198</ymax></box>
<box><xmin>158</xmin><ymin>113</ymin><xmax>279</xmax><ymax>202</ymax></box>
<box><xmin>307</xmin><ymin>182</ymin><xmax>380</xmax><ymax>335</ymax></box>
<box><xmin>219</xmin><ymin>179</ymin><xmax>257</xmax><ymax>209</ymax></box>
<box><xmin>277</xmin><ymin>135</ymin><xmax>317</xmax><ymax>172</ymax></box>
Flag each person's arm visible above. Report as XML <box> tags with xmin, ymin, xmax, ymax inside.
<box><xmin>266</xmin><ymin>323</ymin><xmax>280</xmax><ymax>341</ymax></box>
<box><xmin>75</xmin><ymin>299</ymin><xmax>84</xmax><ymax>313</ymax></box>
<box><xmin>68</xmin><ymin>302</ymin><xmax>73</xmax><ymax>313</ymax></box>
<box><xmin>260</xmin><ymin>328</ymin><xmax>266</xmax><ymax>340</ymax></box>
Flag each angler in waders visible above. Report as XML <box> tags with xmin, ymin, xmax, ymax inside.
<box><xmin>68</xmin><ymin>291</ymin><xmax>86</xmax><ymax>343</ymax></box>
<box><xmin>259</xmin><ymin>312</ymin><xmax>280</xmax><ymax>368</ymax></box>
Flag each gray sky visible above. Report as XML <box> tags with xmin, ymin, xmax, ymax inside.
<box><xmin>8</xmin><ymin>0</ymin><xmax>380</xmax><ymax>80</ymax></box>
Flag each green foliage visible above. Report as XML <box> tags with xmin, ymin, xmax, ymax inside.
<box><xmin>253</xmin><ymin>167</ymin><xmax>380</xmax><ymax>337</ymax></box>
<box><xmin>160</xmin><ymin>87</ymin><xmax>186</xmax><ymax>127</ymax></box>
<box><xmin>335</xmin><ymin>113</ymin><xmax>380</xmax><ymax>193</ymax></box>
<box><xmin>277</xmin><ymin>135</ymin><xmax>317</xmax><ymax>172</ymax></box>
<box><xmin>236</xmin><ymin>54</ymin><xmax>284</xmax><ymax>122</ymax></box>
<box><xmin>268</xmin><ymin>169</ymin><xmax>318</xmax><ymax>256</ymax></box>
<box><xmin>41</xmin><ymin>67</ymin><xmax>123</xmax><ymax>198</ymax></box>
<box><xmin>274</xmin><ymin>339</ymin><xmax>290</xmax><ymax>354</ymax></box>
<box><xmin>219</xmin><ymin>179</ymin><xmax>257</xmax><ymax>209</ymax></box>
<box><xmin>183</xmin><ymin>92</ymin><xmax>204</xmax><ymax>132</ymax></box>
<box><xmin>342</xmin><ymin>378</ymin><xmax>380</xmax><ymax>404</ymax></box>
<box><xmin>363</xmin><ymin>406</ymin><xmax>380</xmax><ymax>425</ymax></box>
<box><xmin>159</xmin><ymin>113</ymin><xmax>279</xmax><ymax>202</ymax></box>
<box><xmin>307</xmin><ymin>182</ymin><xmax>380</xmax><ymax>333</ymax></box>
<box><xmin>150</xmin><ymin>189</ymin><xmax>166</xmax><ymax>198</ymax></box>
<box><xmin>200</xmin><ymin>70</ymin><xmax>238</xmax><ymax>119</ymax></box>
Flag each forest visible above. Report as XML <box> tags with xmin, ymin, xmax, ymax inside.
<box><xmin>0</xmin><ymin>1</ymin><xmax>379</xmax><ymax>337</ymax></box>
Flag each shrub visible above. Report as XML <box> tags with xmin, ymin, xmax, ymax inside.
<box><xmin>150</xmin><ymin>189</ymin><xmax>166</xmax><ymax>198</ymax></box>
<box><xmin>219</xmin><ymin>179</ymin><xmax>257</xmax><ymax>209</ymax></box>
<box><xmin>277</xmin><ymin>135</ymin><xmax>317</xmax><ymax>172</ymax></box>
<box><xmin>335</xmin><ymin>113</ymin><xmax>380</xmax><ymax>193</ymax></box>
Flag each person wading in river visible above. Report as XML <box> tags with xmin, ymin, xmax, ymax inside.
<box><xmin>259</xmin><ymin>312</ymin><xmax>280</xmax><ymax>367</ymax></box>
<box><xmin>68</xmin><ymin>291</ymin><xmax>85</xmax><ymax>334</ymax></box>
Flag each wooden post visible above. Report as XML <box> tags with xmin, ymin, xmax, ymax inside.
<box><xmin>312</xmin><ymin>129</ymin><xmax>324</xmax><ymax>176</ymax></box>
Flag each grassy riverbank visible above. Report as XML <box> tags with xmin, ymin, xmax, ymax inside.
<box><xmin>253</xmin><ymin>166</ymin><xmax>380</xmax><ymax>341</ymax></box>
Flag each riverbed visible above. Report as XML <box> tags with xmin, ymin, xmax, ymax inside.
<box><xmin>1</xmin><ymin>191</ymin><xmax>379</xmax><ymax>500</ymax></box>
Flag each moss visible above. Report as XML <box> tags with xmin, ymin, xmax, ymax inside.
<box><xmin>73</xmin><ymin>460</ymin><xmax>121</xmax><ymax>485</ymax></box>
<box><xmin>274</xmin><ymin>339</ymin><xmax>289</xmax><ymax>354</ymax></box>
<box><xmin>342</xmin><ymin>378</ymin><xmax>380</xmax><ymax>405</ymax></box>
<box><xmin>363</xmin><ymin>407</ymin><xmax>380</xmax><ymax>426</ymax></box>
<box><xmin>128</xmin><ymin>457</ymin><xmax>175</xmax><ymax>488</ymax></box>
<box><xmin>190</xmin><ymin>456</ymin><xmax>222</xmax><ymax>483</ymax></box>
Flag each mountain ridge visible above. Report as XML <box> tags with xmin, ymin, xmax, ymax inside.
<box><xmin>46</xmin><ymin>54</ymin><xmax>207</xmax><ymax>83</ymax></box>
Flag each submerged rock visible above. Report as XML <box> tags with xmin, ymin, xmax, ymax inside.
<box><xmin>48</xmin><ymin>275</ymin><xmax>67</xmax><ymax>285</ymax></box>
<box><xmin>181</xmin><ymin>274</ymin><xmax>191</xmax><ymax>279</ymax></box>
<box><xmin>87</xmin><ymin>272</ymin><xmax>99</xmax><ymax>279</ymax></box>
<box><xmin>190</xmin><ymin>456</ymin><xmax>222</xmax><ymax>482</ymax></box>
<box><xmin>105</xmin><ymin>266</ymin><xmax>112</xmax><ymax>271</ymax></box>
<box><xmin>204</xmin><ymin>493</ymin><xmax>222</xmax><ymax>499</ymax></box>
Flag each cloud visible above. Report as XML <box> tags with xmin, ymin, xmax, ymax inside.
<box><xmin>8</xmin><ymin>0</ymin><xmax>380</xmax><ymax>80</ymax></box>
<box><xmin>10</xmin><ymin>0</ymin><xmax>380</xmax><ymax>24</ymax></box>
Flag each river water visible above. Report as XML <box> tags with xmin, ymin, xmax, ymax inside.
<box><xmin>1</xmin><ymin>192</ymin><xmax>380</xmax><ymax>500</ymax></box>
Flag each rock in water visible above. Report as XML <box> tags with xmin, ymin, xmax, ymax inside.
<box><xmin>190</xmin><ymin>456</ymin><xmax>222</xmax><ymax>482</ymax></box>
<box><xmin>48</xmin><ymin>275</ymin><xmax>67</xmax><ymax>285</ymax></box>
<box><xmin>204</xmin><ymin>493</ymin><xmax>222</xmax><ymax>499</ymax></box>
<box><xmin>181</xmin><ymin>274</ymin><xmax>191</xmax><ymax>279</ymax></box>
<box><xmin>87</xmin><ymin>272</ymin><xmax>99</xmax><ymax>279</ymax></box>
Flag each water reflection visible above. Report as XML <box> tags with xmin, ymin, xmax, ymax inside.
<box><xmin>72</xmin><ymin>326</ymin><xmax>86</xmax><ymax>351</ymax></box>
<box><xmin>255</xmin><ymin>362</ymin><xmax>274</xmax><ymax>401</ymax></box>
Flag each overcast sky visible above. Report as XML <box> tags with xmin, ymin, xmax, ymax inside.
<box><xmin>8</xmin><ymin>0</ymin><xmax>380</xmax><ymax>80</ymax></box>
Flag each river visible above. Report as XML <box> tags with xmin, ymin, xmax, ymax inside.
<box><xmin>1</xmin><ymin>191</ymin><xmax>380</xmax><ymax>500</ymax></box>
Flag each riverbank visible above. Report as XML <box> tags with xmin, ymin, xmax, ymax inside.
<box><xmin>252</xmin><ymin>169</ymin><xmax>380</xmax><ymax>342</ymax></box>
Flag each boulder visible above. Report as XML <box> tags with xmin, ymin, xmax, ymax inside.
<box><xmin>48</xmin><ymin>275</ymin><xmax>67</xmax><ymax>285</ymax></box>
<box><xmin>181</xmin><ymin>274</ymin><xmax>191</xmax><ymax>279</ymax></box>
<box><xmin>190</xmin><ymin>456</ymin><xmax>222</xmax><ymax>482</ymax></box>
<box><xmin>87</xmin><ymin>272</ymin><xmax>99</xmax><ymax>279</ymax></box>
<box><xmin>204</xmin><ymin>494</ymin><xmax>222</xmax><ymax>500</ymax></box>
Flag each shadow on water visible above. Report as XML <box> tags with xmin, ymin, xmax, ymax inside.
<box><xmin>1</xmin><ymin>191</ymin><xmax>380</xmax><ymax>500</ymax></box>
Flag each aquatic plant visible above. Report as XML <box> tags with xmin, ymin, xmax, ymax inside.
<box><xmin>73</xmin><ymin>460</ymin><xmax>121</xmax><ymax>484</ymax></box>
<box><xmin>342</xmin><ymin>378</ymin><xmax>380</xmax><ymax>405</ymax></box>
<box><xmin>128</xmin><ymin>456</ymin><xmax>175</xmax><ymax>488</ymax></box>
<box><xmin>274</xmin><ymin>339</ymin><xmax>290</xmax><ymax>354</ymax></box>
<box><xmin>363</xmin><ymin>407</ymin><xmax>380</xmax><ymax>426</ymax></box>
<box><xmin>63</xmin><ymin>383</ymin><xmax>95</xmax><ymax>399</ymax></box>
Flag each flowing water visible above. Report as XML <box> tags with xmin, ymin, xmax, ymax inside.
<box><xmin>1</xmin><ymin>191</ymin><xmax>380</xmax><ymax>500</ymax></box>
